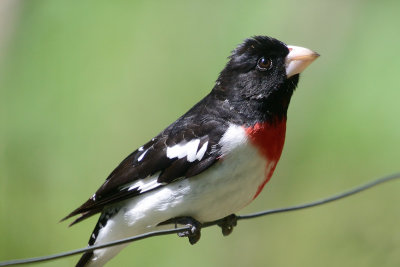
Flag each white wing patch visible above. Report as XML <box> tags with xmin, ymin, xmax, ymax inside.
<box><xmin>137</xmin><ymin>149</ymin><xmax>148</xmax><ymax>162</ymax></box>
<box><xmin>166</xmin><ymin>139</ymin><xmax>208</xmax><ymax>162</ymax></box>
<box><xmin>123</xmin><ymin>172</ymin><xmax>163</xmax><ymax>192</ymax></box>
<box><xmin>196</xmin><ymin>141</ymin><xmax>208</xmax><ymax>161</ymax></box>
<box><xmin>126</xmin><ymin>137</ymin><xmax>210</xmax><ymax>194</ymax></box>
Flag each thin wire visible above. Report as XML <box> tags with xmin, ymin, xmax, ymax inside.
<box><xmin>0</xmin><ymin>172</ymin><xmax>399</xmax><ymax>266</ymax></box>
<box><xmin>237</xmin><ymin>172</ymin><xmax>400</xmax><ymax>220</ymax></box>
<box><xmin>0</xmin><ymin>227</ymin><xmax>191</xmax><ymax>266</ymax></box>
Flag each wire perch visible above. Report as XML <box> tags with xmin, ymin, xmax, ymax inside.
<box><xmin>0</xmin><ymin>172</ymin><xmax>399</xmax><ymax>266</ymax></box>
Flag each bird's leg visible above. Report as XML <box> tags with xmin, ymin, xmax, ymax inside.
<box><xmin>158</xmin><ymin>216</ymin><xmax>202</xmax><ymax>245</ymax></box>
<box><xmin>217</xmin><ymin>214</ymin><xmax>237</xmax><ymax>236</ymax></box>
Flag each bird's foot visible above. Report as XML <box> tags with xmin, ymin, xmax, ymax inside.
<box><xmin>217</xmin><ymin>214</ymin><xmax>237</xmax><ymax>236</ymax></box>
<box><xmin>158</xmin><ymin>216</ymin><xmax>202</xmax><ymax>245</ymax></box>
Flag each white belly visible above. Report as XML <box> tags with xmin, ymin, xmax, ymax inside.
<box><xmin>90</xmin><ymin>125</ymin><xmax>276</xmax><ymax>266</ymax></box>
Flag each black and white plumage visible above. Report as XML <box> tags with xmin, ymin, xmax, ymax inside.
<box><xmin>63</xmin><ymin>36</ymin><xmax>319</xmax><ymax>266</ymax></box>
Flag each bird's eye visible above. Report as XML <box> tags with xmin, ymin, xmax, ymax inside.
<box><xmin>257</xmin><ymin>57</ymin><xmax>272</xmax><ymax>71</ymax></box>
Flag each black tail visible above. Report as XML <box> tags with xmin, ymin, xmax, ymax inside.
<box><xmin>76</xmin><ymin>251</ymin><xmax>94</xmax><ymax>267</ymax></box>
<box><xmin>74</xmin><ymin>207</ymin><xmax>119</xmax><ymax>266</ymax></box>
<box><xmin>75</xmin><ymin>216</ymin><xmax>104</xmax><ymax>267</ymax></box>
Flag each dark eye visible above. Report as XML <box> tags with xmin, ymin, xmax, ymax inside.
<box><xmin>257</xmin><ymin>57</ymin><xmax>272</xmax><ymax>71</ymax></box>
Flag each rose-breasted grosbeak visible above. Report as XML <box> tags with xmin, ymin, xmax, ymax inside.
<box><xmin>63</xmin><ymin>36</ymin><xmax>319</xmax><ymax>266</ymax></box>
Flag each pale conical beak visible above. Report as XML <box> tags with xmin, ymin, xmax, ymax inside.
<box><xmin>285</xmin><ymin>45</ymin><xmax>319</xmax><ymax>78</ymax></box>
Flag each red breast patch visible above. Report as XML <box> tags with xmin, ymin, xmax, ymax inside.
<box><xmin>244</xmin><ymin>120</ymin><xmax>286</xmax><ymax>199</ymax></box>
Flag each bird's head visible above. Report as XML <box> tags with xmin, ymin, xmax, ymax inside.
<box><xmin>213</xmin><ymin>36</ymin><xmax>319</xmax><ymax>119</ymax></box>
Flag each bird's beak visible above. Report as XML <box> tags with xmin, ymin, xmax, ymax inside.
<box><xmin>285</xmin><ymin>45</ymin><xmax>319</xmax><ymax>78</ymax></box>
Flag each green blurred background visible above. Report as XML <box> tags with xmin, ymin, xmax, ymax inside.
<box><xmin>1</xmin><ymin>0</ymin><xmax>399</xmax><ymax>266</ymax></box>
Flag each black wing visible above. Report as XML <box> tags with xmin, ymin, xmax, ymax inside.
<box><xmin>63</xmin><ymin>99</ymin><xmax>230</xmax><ymax>225</ymax></box>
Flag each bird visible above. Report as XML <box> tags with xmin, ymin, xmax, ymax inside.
<box><xmin>62</xmin><ymin>35</ymin><xmax>319</xmax><ymax>266</ymax></box>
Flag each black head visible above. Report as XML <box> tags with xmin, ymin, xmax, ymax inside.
<box><xmin>212</xmin><ymin>36</ymin><xmax>309</xmax><ymax>122</ymax></box>
<box><xmin>215</xmin><ymin>36</ymin><xmax>297</xmax><ymax>101</ymax></box>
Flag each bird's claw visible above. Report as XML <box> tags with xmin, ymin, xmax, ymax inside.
<box><xmin>159</xmin><ymin>214</ymin><xmax>237</xmax><ymax>244</ymax></box>
<box><xmin>158</xmin><ymin>216</ymin><xmax>202</xmax><ymax>245</ymax></box>
<box><xmin>177</xmin><ymin>223</ymin><xmax>201</xmax><ymax>245</ymax></box>
<box><xmin>217</xmin><ymin>214</ymin><xmax>237</xmax><ymax>236</ymax></box>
